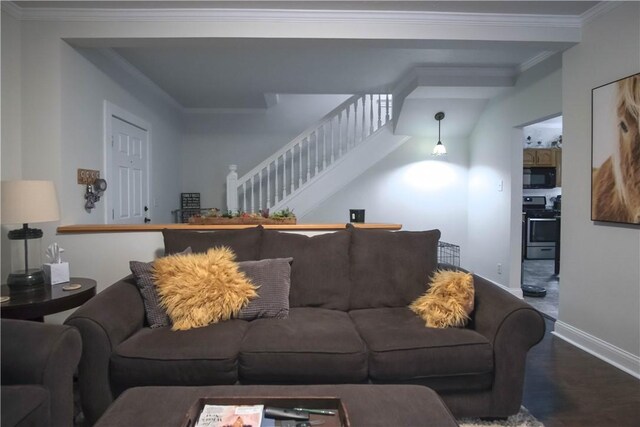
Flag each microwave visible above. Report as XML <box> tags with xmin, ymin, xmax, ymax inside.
<box><xmin>523</xmin><ymin>167</ymin><xmax>556</xmax><ymax>189</ymax></box>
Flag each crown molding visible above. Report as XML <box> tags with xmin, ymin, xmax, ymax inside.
<box><xmin>580</xmin><ymin>1</ymin><xmax>622</xmax><ymax>25</ymax></box>
<box><xmin>6</xmin><ymin>4</ymin><xmax>583</xmax><ymax>29</ymax></box>
<box><xmin>98</xmin><ymin>48</ymin><xmax>185</xmax><ymax>112</ymax></box>
<box><xmin>1</xmin><ymin>1</ymin><xmax>23</xmax><ymax>19</ymax></box>
<box><xmin>185</xmin><ymin>107</ymin><xmax>267</xmax><ymax>114</ymax></box>
<box><xmin>518</xmin><ymin>51</ymin><xmax>556</xmax><ymax>73</ymax></box>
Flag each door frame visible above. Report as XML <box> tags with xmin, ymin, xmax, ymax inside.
<box><xmin>103</xmin><ymin>101</ymin><xmax>152</xmax><ymax>224</ymax></box>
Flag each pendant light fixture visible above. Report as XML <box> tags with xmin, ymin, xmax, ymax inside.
<box><xmin>432</xmin><ymin>111</ymin><xmax>447</xmax><ymax>156</ymax></box>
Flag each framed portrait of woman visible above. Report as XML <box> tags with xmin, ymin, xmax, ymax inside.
<box><xmin>591</xmin><ymin>73</ymin><xmax>640</xmax><ymax>225</ymax></box>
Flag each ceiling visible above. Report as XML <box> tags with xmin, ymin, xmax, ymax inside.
<box><xmin>11</xmin><ymin>1</ymin><xmax>599</xmax><ymax>135</ymax></box>
<box><xmin>15</xmin><ymin>1</ymin><xmax>598</xmax><ymax>15</ymax></box>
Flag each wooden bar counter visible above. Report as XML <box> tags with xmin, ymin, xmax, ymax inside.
<box><xmin>57</xmin><ymin>223</ymin><xmax>402</xmax><ymax>234</ymax></box>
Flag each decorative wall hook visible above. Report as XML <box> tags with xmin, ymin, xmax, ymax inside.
<box><xmin>85</xmin><ymin>178</ymin><xmax>107</xmax><ymax>212</ymax></box>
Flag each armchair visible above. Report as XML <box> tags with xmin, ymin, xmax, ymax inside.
<box><xmin>1</xmin><ymin>319</ymin><xmax>82</xmax><ymax>427</ymax></box>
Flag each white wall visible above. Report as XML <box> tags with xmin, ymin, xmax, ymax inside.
<box><xmin>1</xmin><ymin>11</ymin><xmax>22</xmax><ymax>181</ymax></box>
<box><xmin>557</xmin><ymin>3</ymin><xmax>639</xmax><ymax>372</ymax></box>
<box><xmin>467</xmin><ymin>54</ymin><xmax>563</xmax><ymax>289</ymax></box>
<box><xmin>1</xmin><ymin>11</ymin><xmax>23</xmax><ymax>276</ymax></box>
<box><xmin>304</xmin><ymin>136</ymin><xmax>469</xmax><ymax>263</ymax></box>
<box><xmin>60</xmin><ymin>47</ymin><xmax>184</xmax><ymax>224</ymax></box>
<box><xmin>1</xmin><ymin>18</ymin><xmax>184</xmax><ymax>285</ymax></box>
<box><xmin>181</xmin><ymin>94</ymin><xmax>349</xmax><ymax>209</ymax></box>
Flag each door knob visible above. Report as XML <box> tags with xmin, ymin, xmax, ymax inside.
<box><xmin>144</xmin><ymin>217</ymin><xmax>151</xmax><ymax>223</ymax></box>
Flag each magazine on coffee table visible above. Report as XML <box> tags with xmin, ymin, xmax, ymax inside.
<box><xmin>195</xmin><ymin>404</ymin><xmax>263</xmax><ymax>427</ymax></box>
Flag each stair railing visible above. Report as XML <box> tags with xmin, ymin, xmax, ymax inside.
<box><xmin>227</xmin><ymin>93</ymin><xmax>392</xmax><ymax>213</ymax></box>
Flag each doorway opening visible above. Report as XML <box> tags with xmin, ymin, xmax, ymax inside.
<box><xmin>521</xmin><ymin>115</ymin><xmax>562</xmax><ymax>319</ymax></box>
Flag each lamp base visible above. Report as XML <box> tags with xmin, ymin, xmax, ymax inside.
<box><xmin>7</xmin><ymin>269</ymin><xmax>45</xmax><ymax>290</ymax></box>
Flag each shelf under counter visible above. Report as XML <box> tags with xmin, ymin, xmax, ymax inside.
<box><xmin>56</xmin><ymin>223</ymin><xmax>402</xmax><ymax>234</ymax></box>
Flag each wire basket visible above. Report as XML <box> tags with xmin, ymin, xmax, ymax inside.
<box><xmin>438</xmin><ymin>241</ymin><xmax>460</xmax><ymax>267</ymax></box>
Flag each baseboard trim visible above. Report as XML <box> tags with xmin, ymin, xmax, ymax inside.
<box><xmin>483</xmin><ymin>277</ymin><xmax>523</xmax><ymax>299</ymax></box>
<box><xmin>553</xmin><ymin>321</ymin><xmax>640</xmax><ymax>379</ymax></box>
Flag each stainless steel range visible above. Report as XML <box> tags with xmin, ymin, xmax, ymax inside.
<box><xmin>523</xmin><ymin>196</ymin><xmax>559</xmax><ymax>260</ymax></box>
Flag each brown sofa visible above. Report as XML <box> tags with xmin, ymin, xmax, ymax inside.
<box><xmin>1</xmin><ymin>319</ymin><xmax>82</xmax><ymax>427</ymax></box>
<box><xmin>66</xmin><ymin>227</ymin><xmax>545</xmax><ymax>424</ymax></box>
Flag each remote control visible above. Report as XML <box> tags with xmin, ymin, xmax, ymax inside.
<box><xmin>264</xmin><ymin>407</ymin><xmax>310</xmax><ymax>421</ymax></box>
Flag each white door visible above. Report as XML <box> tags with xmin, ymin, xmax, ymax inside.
<box><xmin>109</xmin><ymin>116</ymin><xmax>149</xmax><ymax>224</ymax></box>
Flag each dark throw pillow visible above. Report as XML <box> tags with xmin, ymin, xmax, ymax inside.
<box><xmin>130</xmin><ymin>247</ymin><xmax>192</xmax><ymax>328</ymax></box>
<box><xmin>237</xmin><ymin>257</ymin><xmax>293</xmax><ymax>321</ymax></box>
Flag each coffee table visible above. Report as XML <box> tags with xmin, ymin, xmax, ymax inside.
<box><xmin>94</xmin><ymin>384</ymin><xmax>458</xmax><ymax>427</ymax></box>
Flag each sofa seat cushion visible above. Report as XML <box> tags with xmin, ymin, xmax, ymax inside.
<box><xmin>1</xmin><ymin>385</ymin><xmax>50</xmax><ymax>427</ymax></box>
<box><xmin>239</xmin><ymin>308</ymin><xmax>367</xmax><ymax>383</ymax></box>
<box><xmin>110</xmin><ymin>320</ymin><xmax>249</xmax><ymax>394</ymax></box>
<box><xmin>350</xmin><ymin>308</ymin><xmax>493</xmax><ymax>392</ymax></box>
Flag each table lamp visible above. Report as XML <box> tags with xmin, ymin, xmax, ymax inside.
<box><xmin>1</xmin><ymin>180</ymin><xmax>60</xmax><ymax>289</ymax></box>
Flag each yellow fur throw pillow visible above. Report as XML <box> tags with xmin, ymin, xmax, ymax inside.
<box><xmin>153</xmin><ymin>247</ymin><xmax>257</xmax><ymax>331</ymax></box>
<box><xmin>409</xmin><ymin>270</ymin><xmax>475</xmax><ymax>328</ymax></box>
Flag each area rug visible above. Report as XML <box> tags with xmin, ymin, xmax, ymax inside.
<box><xmin>458</xmin><ymin>406</ymin><xmax>544</xmax><ymax>427</ymax></box>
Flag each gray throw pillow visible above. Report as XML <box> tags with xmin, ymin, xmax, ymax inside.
<box><xmin>130</xmin><ymin>247</ymin><xmax>192</xmax><ymax>328</ymax></box>
<box><xmin>237</xmin><ymin>258</ymin><xmax>293</xmax><ymax>321</ymax></box>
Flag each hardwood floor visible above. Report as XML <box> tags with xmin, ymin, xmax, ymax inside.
<box><xmin>523</xmin><ymin>318</ymin><xmax>640</xmax><ymax>427</ymax></box>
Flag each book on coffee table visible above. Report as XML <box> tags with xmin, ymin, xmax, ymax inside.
<box><xmin>195</xmin><ymin>404</ymin><xmax>263</xmax><ymax>427</ymax></box>
<box><xmin>184</xmin><ymin>397</ymin><xmax>349</xmax><ymax>427</ymax></box>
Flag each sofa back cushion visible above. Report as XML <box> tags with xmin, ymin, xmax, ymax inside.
<box><xmin>349</xmin><ymin>228</ymin><xmax>441</xmax><ymax>309</ymax></box>
<box><xmin>259</xmin><ymin>230</ymin><xmax>351</xmax><ymax>310</ymax></box>
<box><xmin>162</xmin><ymin>227</ymin><xmax>262</xmax><ymax>260</ymax></box>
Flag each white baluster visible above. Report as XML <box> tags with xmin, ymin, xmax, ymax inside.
<box><xmin>244</xmin><ymin>181</ymin><xmax>249</xmax><ymax>213</ymax></box>
<box><xmin>314</xmin><ymin>131</ymin><xmax>319</xmax><ymax>175</ymax></box>
<box><xmin>360</xmin><ymin>95</ymin><xmax>367</xmax><ymax>141</ymax></box>
<box><xmin>226</xmin><ymin>164</ymin><xmax>238</xmax><ymax>213</ymax></box>
<box><xmin>369</xmin><ymin>94</ymin><xmax>374</xmax><ymax>135</ymax></box>
<box><xmin>338</xmin><ymin>112</ymin><xmax>343</xmax><ymax>157</ymax></box>
<box><xmin>345</xmin><ymin>106</ymin><xmax>350</xmax><ymax>149</ymax></box>
<box><xmin>353</xmin><ymin>100</ymin><xmax>358</xmax><ymax>146</ymax></box>
<box><xmin>306</xmin><ymin>137</ymin><xmax>311</xmax><ymax>181</ymax></box>
<box><xmin>259</xmin><ymin>169</ymin><xmax>263</xmax><ymax>211</ymax></box>
<box><xmin>385</xmin><ymin>94</ymin><xmax>390</xmax><ymax>123</ymax></box>
<box><xmin>323</xmin><ymin>122</ymin><xmax>327</xmax><ymax>169</ymax></box>
<box><xmin>298</xmin><ymin>143</ymin><xmax>302</xmax><ymax>188</ymax></box>
<box><xmin>251</xmin><ymin>175</ymin><xmax>256</xmax><ymax>213</ymax></box>
<box><xmin>290</xmin><ymin>148</ymin><xmax>294</xmax><ymax>194</ymax></box>
<box><xmin>330</xmin><ymin>118</ymin><xmax>335</xmax><ymax>163</ymax></box>
<box><xmin>266</xmin><ymin>163</ymin><xmax>270</xmax><ymax>208</ymax></box>
<box><xmin>377</xmin><ymin>94</ymin><xmax>382</xmax><ymax>129</ymax></box>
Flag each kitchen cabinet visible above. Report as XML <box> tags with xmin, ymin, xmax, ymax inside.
<box><xmin>523</xmin><ymin>148</ymin><xmax>560</xmax><ymax>167</ymax></box>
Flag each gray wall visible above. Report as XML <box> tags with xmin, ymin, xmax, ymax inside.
<box><xmin>60</xmin><ymin>47</ymin><xmax>184</xmax><ymax>224</ymax></box>
<box><xmin>467</xmin><ymin>55</ymin><xmax>563</xmax><ymax>289</ymax></box>
<box><xmin>303</xmin><ymin>136</ymin><xmax>469</xmax><ymax>263</ymax></box>
<box><xmin>559</xmin><ymin>3</ymin><xmax>640</xmax><ymax>362</ymax></box>
<box><xmin>181</xmin><ymin>94</ymin><xmax>349</xmax><ymax>209</ymax></box>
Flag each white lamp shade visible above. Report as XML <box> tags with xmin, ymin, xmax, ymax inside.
<box><xmin>1</xmin><ymin>180</ymin><xmax>60</xmax><ymax>224</ymax></box>
<box><xmin>432</xmin><ymin>142</ymin><xmax>447</xmax><ymax>156</ymax></box>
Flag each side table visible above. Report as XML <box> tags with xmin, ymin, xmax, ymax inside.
<box><xmin>1</xmin><ymin>277</ymin><xmax>96</xmax><ymax>321</ymax></box>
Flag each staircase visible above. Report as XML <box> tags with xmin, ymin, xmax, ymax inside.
<box><xmin>227</xmin><ymin>93</ymin><xmax>408</xmax><ymax>217</ymax></box>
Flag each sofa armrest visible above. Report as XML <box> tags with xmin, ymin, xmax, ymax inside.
<box><xmin>471</xmin><ymin>274</ymin><xmax>545</xmax><ymax>415</ymax></box>
<box><xmin>1</xmin><ymin>319</ymin><xmax>82</xmax><ymax>427</ymax></box>
<box><xmin>65</xmin><ymin>276</ymin><xmax>145</xmax><ymax>424</ymax></box>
